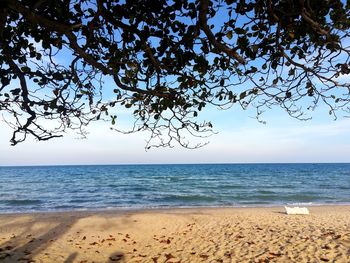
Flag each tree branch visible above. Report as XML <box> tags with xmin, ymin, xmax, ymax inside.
<box><xmin>198</xmin><ymin>0</ymin><xmax>246</xmax><ymax>65</ymax></box>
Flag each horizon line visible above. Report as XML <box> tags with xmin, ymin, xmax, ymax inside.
<box><xmin>1</xmin><ymin>162</ymin><xmax>350</xmax><ymax>168</ymax></box>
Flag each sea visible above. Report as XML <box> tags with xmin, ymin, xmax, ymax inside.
<box><xmin>0</xmin><ymin>163</ymin><xmax>349</xmax><ymax>213</ymax></box>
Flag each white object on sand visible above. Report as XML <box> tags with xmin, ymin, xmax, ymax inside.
<box><xmin>284</xmin><ymin>206</ymin><xmax>309</xmax><ymax>215</ymax></box>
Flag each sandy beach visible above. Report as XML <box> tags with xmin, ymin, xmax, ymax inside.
<box><xmin>0</xmin><ymin>206</ymin><xmax>349</xmax><ymax>262</ymax></box>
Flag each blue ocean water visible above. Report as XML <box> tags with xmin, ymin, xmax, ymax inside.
<box><xmin>0</xmin><ymin>163</ymin><xmax>349</xmax><ymax>213</ymax></box>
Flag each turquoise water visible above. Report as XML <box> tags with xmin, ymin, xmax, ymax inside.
<box><xmin>0</xmin><ymin>163</ymin><xmax>349</xmax><ymax>212</ymax></box>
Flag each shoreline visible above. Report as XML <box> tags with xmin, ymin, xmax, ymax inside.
<box><xmin>1</xmin><ymin>202</ymin><xmax>350</xmax><ymax>216</ymax></box>
<box><xmin>0</xmin><ymin>205</ymin><xmax>349</xmax><ymax>262</ymax></box>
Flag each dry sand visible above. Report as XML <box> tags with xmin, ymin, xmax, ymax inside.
<box><xmin>0</xmin><ymin>206</ymin><xmax>349</xmax><ymax>262</ymax></box>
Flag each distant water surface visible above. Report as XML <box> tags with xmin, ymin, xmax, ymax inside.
<box><xmin>0</xmin><ymin>163</ymin><xmax>349</xmax><ymax>213</ymax></box>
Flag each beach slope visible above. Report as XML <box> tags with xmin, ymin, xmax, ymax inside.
<box><xmin>0</xmin><ymin>206</ymin><xmax>349</xmax><ymax>262</ymax></box>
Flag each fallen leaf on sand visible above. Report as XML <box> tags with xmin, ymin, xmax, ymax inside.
<box><xmin>322</xmin><ymin>231</ymin><xmax>335</xmax><ymax>236</ymax></box>
<box><xmin>321</xmin><ymin>245</ymin><xmax>331</xmax><ymax>250</ymax></box>
<box><xmin>4</xmin><ymin>246</ymin><xmax>14</xmax><ymax>250</ymax></box>
<box><xmin>160</xmin><ymin>239</ymin><xmax>171</xmax><ymax>244</ymax></box>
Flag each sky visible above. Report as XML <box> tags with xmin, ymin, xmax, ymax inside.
<box><xmin>1</xmin><ymin>3</ymin><xmax>350</xmax><ymax>166</ymax></box>
<box><xmin>1</xmin><ymin>102</ymin><xmax>350</xmax><ymax>165</ymax></box>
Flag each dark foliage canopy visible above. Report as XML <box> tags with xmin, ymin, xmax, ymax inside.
<box><xmin>1</xmin><ymin>0</ymin><xmax>350</xmax><ymax>148</ymax></box>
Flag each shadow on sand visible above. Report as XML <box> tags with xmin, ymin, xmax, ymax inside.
<box><xmin>0</xmin><ymin>212</ymin><xmax>127</xmax><ymax>262</ymax></box>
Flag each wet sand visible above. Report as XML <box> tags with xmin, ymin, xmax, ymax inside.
<box><xmin>0</xmin><ymin>206</ymin><xmax>349</xmax><ymax>262</ymax></box>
